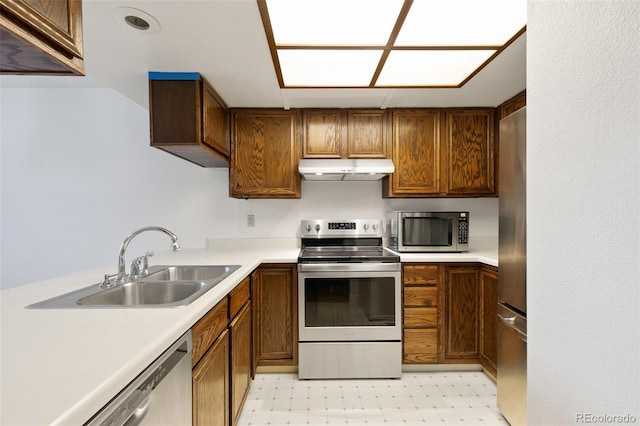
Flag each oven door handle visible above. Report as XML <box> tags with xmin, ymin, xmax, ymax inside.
<box><xmin>297</xmin><ymin>263</ymin><xmax>401</xmax><ymax>272</ymax></box>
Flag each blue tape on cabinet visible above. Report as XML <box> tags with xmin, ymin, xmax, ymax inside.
<box><xmin>148</xmin><ymin>72</ymin><xmax>201</xmax><ymax>80</ymax></box>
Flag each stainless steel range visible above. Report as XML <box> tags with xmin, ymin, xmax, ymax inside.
<box><xmin>297</xmin><ymin>219</ymin><xmax>402</xmax><ymax>379</ymax></box>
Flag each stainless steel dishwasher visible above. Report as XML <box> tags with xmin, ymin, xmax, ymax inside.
<box><xmin>86</xmin><ymin>331</ymin><xmax>192</xmax><ymax>426</ymax></box>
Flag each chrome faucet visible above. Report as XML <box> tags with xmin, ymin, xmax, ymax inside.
<box><xmin>113</xmin><ymin>226</ymin><xmax>181</xmax><ymax>284</ymax></box>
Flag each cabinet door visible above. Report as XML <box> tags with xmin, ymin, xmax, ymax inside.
<box><xmin>302</xmin><ymin>109</ymin><xmax>345</xmax><ymax>158</ymax></box>
<box><xmin>203</xmin><ymin>80</ymin><xmax>231</xmax><ymax>157</ymax></box>
<box><xmin>230</xmin><ymin>302</ymin><xmax>251</xmax><ymax>426</ymax></box>
<box><xmin>251</xmin><ymin>264</ymin><xmax>297</xmax><ymax>366</ymax></box>
<box><xmin>384</xmin><ymin>109</ymin><xmax>442</xmax><ymax>197</ymax></box>
<box><xmin>347</xmin><ymin>110</ymin><xmax>388</xmax><ymax>158</ymax></box>
<box><xmin>444</xmin><ymin>265</ymin><xmax>480</xmax><ymax>360</ymax></box>
<box><xmin>1</xmin><ymin>0</ymin><xmax>83</xmax><ymax>74</ymax></box>
<box><xmin>480</xmin><ymin>266</ymin><xmax>498</xmax><ymax>377</ymax></box>
<box><xmin>444</xmin><ymin>109</ymin><xmax>496</xmax><ymax>195</ymax></box>
<box><xmin>230</xmin><ymin>110</ymin><xmax>301</xmax><ymax>198</ymax></box>
<box><xmin>193</xmin><ymin>329</ymin><xmax>230</xmax><ymax>426</ymax></box>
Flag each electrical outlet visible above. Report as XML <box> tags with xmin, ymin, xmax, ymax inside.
<box><xmin>247</xmin><ymin>214</ymin><xmax>255</xmax><ymax>227</ymax></box>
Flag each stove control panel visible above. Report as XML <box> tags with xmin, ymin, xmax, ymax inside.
<box><xmin>301</xmin><ymin>219</ymin><xmax>384</xmax><ymax>238</ymax></box>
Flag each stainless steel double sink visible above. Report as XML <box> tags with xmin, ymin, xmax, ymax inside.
<box><xmin>27</xmin><ymin>265</ymin><xmax>241</xmax><ymax>308</ymax></box>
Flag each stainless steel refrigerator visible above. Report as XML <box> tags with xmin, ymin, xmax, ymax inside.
<box><xmin>497</xmin><ymin>107</ymin><xmax>527</xmax><ymax>426</ymax></box>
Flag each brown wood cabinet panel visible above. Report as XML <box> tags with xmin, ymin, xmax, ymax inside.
<box><xmin>230</xmin><ymin>302</ymin><xmax>252</xmax><ymax>426</ymax></box>
<box><xmin>498</xmin><ymin>91</ymin><xmax>526</xmax><ymax>120</ymax></box>
<box><xmin>1</xmin><ymin>0</ymin><xmax>84</xmax><ymax>75</ymax></box>
<box><xmin>193</xmin><ymin>329</ymin><xmax>230</xmax><ymax>426</ymax></box>
<box><xmin>403</xmin><ymin>328</ymin><xmax>438</xmax><ymax>363</ymax></box>
<box><xmin>444</xmin><ymin>109</ymin><xmax>496</xmax><ymax>195</ymax></box>
<box><xmin>444</xmin><ymin>265</ymin><xmax>480</xmax><ymax>360</ymax></box>
<box><xmin>404</xmin><ymin>307</ymin><xmax>438</xmax><ymax>327</ymax></box>
<box><xmin>347</xmin><ymin>110</ymin><xmax>388</xmax><ymax>158</ymax></box>
<box><xmin>230</xmin><ymin>109</ymin><xmax>301</xmax><ymax>198</ymax></box>
<box><xmin>404</xmin><ymin>286</ymin><xmax>438</xmax><ymax>307</ymax></box>
<box><xmin>251</xmin><ymin>264</ymin><xmax>297</xmax><ymax>366</ymax></box>
<box><xmin>229</xmin><ymin>277</ymin><xmax>250</xmax><ymax>319</ymax></box>
<box><xmin>203</xmin><ymin>80</ymin><xmax>231</xmax><ymax>157</ymax></box>
<box><xmin>383</xmin><ymin>109</ymin><xmax>442</xmax><ymax>197</ymax></box>
<box><xmin>302</xmin><ymin>109</ymin><xmax>345</xmax><ymax>158</ymax></box>
<box><xmin>149</xmin><ymin>76</ymin><xmax>230</xmax><ymax>167</ymax></box>
<box><xmin>480</xmin><ymin>266</ymin><xmax>498</xmax><ymax>377</ymax></box>
<box><xmin>403</xmin><ymin>264</ymin><xmax>439</xmax><ymax>285</ymax></box>
<box><xmin>192</xmin><ymin>298</ymin><xmax>229</xmax><ymax>367</ymax></box>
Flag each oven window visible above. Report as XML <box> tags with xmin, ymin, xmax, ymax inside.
<box><xmin>304</xmin><ymin>277</ymin><xmax>396</xmax><ymax>327</ymax></box>
<box><xmin>403</xmin><ymin>217</ymin><xmax>452</xmax><ymax>246</ymax></box>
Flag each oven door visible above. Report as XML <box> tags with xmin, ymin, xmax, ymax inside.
<box><xmin>298</xmin><ymin>263</ymin><xmax>401</xmax><ymax>342</ymax></box>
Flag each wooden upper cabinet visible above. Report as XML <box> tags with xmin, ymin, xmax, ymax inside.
<box><xmin>302</xmin><ymin>109</ymin><xmax>346</xmax><ymax>158</ymax></box>
<box><xmin>383</xmin><ymin>109</ymin><xmax>442</xmax><ymax>196</ymax></box>
<box><xmin>230</xmin><ymin>109</ymin><xmax>301</xmax><ymax>199</ymax></box>
<box><xmin>1</xmin><ymin>0</ymin><xmax>84</xmax><ymax>75</ymax></box>
<box><xmin>149</xmin><ymin>74</ymin><xmax>230</xmax><ymax>167</ymax></box>
<box><xmin>443</xmin><ymin>109</ymin><xmax>496</xmax><ymax>195</ymax></box>
<box><xmin>347</xmin><ymin>110</ymin><xmax>388</xmax><ymax>158</ymax></box>
<box><xmin>384</xmin><ymin>108</ymin><xmax>497</xmax><ymax>198</ymax></box>
<box><xmin>302</xmin><ymin>109</ymin><xmax>389</xmax><ymax>159</ymax></box>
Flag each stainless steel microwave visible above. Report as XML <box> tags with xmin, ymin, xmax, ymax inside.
<box><xmin>386</xmin><ymin>211</ymin><xmax>469</xmax><ymax>252</ymax></box>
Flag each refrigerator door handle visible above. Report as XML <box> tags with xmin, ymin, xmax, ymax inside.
<box><xmin>497</xmin><ymin>314</ymin><xmax>528</xmax><ymax>342</ymax></box>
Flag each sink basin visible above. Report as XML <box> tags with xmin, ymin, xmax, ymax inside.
<box><xmin>77</xmin><ymin>281</ymin><xmax>208</xmax><ymax>306</ymax></box>
<box><xmin>26</xmin><ymin>264</ymin><xmax>241</xmax><ymax>308</ymax></box>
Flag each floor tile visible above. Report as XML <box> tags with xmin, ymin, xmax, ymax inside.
<box><xmin>237</xmin><ymin>371</ymin><xmax>506</xmax><ymax>425</ymax></box>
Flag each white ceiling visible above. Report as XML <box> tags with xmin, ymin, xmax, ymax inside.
<box><xmin>0</xmin><ymin>0</ymin><xmax>526</xmax><ymax>109</ymax></box>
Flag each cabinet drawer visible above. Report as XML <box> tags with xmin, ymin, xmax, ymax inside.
<box><xmin>404</xmin><ymin>307</ymin><xmax>438</xmax><ymax>327</ymax></box>
<box><xmin>229</xmin><ymin>277</ymin><xmax>250</xmax><ymax>319</ymax></box>
<box><xmin>192</xmin><ymin>298</ymin><xmax>229</xmax><ymax>367</ymax></box>
<box><xmin>404</xmin><ymin>286</ymin><xmax>438</xmax><ymax>307</ymax></box>
<box><xmin>403</xmin><ymin>265</ymin><xmax>439</xmax><ymax>285</ymax></box>
<box><xmin>403</xmin><ymin>328</ymin><xmax>438</xmax><ymax>363</ymax></box>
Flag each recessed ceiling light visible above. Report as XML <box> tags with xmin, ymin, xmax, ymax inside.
<box><xmin>114</xmin><ymin>7</ymin><xmax>161</xmax><ymax>34</ymax></box>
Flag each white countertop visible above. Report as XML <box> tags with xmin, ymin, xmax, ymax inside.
<box><xmin>0</xmin><ymin>237</ymin><xmax>496</xmax><ymax>425</ymax></box>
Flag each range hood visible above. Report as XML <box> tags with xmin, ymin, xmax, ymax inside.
<box><xmin>298</xmin><ymin>159</ymin><xmax>395</xmax><ymax>181</ymax></box>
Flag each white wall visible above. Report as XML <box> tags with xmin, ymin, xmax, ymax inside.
<box><xmin>0</xmin><ymin>87</ymin><xmax>497</xmax><ymax>289</ymax></box>
<box><xmin>528</xmin><ymin>1</ymin><xmax>639</xmax><ymax>424</ymax></box>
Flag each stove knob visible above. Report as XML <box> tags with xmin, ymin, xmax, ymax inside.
<box><xmin>315</xmin><ymin>224</ymin><xmax>321</xmax><ymax>233</ymax></box>
<box><xmin>305</xmin><ymin>224</ymin><xmax>312</xmax><ymax>232</ymax></box>
<box><xmin>363</xmin><ymin>224</ymin><xmax>369</xmax><ymax>231</ymax></box>
<box><xmin>373</xmin><ymin>223</ymin><xmax>379</xmax><ymax>231</ymax></box>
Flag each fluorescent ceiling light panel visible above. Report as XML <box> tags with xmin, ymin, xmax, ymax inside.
<box><xmin>259</xmin><ymin>0</ymin><xmax>526</xmax><ymax>88</ymax></box>
<box><xmin>396</xmin><ymin>0</ymin><xmax>527</xmax><ymax>46</ymax></box>
<box><xmin>277</xmin><ymin>49</ymin><xmax>383</xmax><ymax>86</ymax></box>
<box><xmin>376</xmin><ymin>50</ymin><xmax>496</xmax><ymax>86</ymax></box>
<box><xmin>266</xmin><ymin>0</ymin><xmax>404</xmax><ymax>46</ymax></box>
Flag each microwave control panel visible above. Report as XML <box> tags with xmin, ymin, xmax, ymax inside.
<box><xmin>458</xmin><ymin>216</ymin><xmax>469</xmax><ymax>244</ymax></box>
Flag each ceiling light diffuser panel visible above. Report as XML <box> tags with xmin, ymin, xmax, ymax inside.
<box><xmin>259</xmin><ymin>0</ymin><xmax>526</xmax><ymax>88</ymax></box>
<box><xmin>278</xmin><ymin>50</ymin><xmax>383</xmax><ymax>86</ymax></box>
<box><xmin>266</xmin><ymin>0</ymin><xmax>404</xmax><ymax>46</ymax></box>
<box><xmin>376</xmin><ymin>50</ymin><xmax>497</xmax><ymax>87</ymax></box>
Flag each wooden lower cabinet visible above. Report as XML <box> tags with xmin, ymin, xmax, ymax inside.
<box><xmin>443</xmin><ymin>265</ymin><xmax>480</xmax><ymax>361</ymax></box>
<box><xmin>230</xmin><ymin>301</ymin><xmax>252</xmax><ymax>425</ymax></box>
<box><xmin>251</xmin><ymin>264</ymin><xmax>297</xmax><ymax>368</ymax></box>
<box><xmin>402</xmin><ymin>263</ymin><xmax>441</xmax><ymax>363</ymax></box>
<box><xmin>480</xmin><ymin>265</ymin><xmax>498</xmax><ymax>377</ymax></box>
<box><xmin>193</xmin><ymin>329</ymin><xmax>230</xmax><ymax>426</ymax></box>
